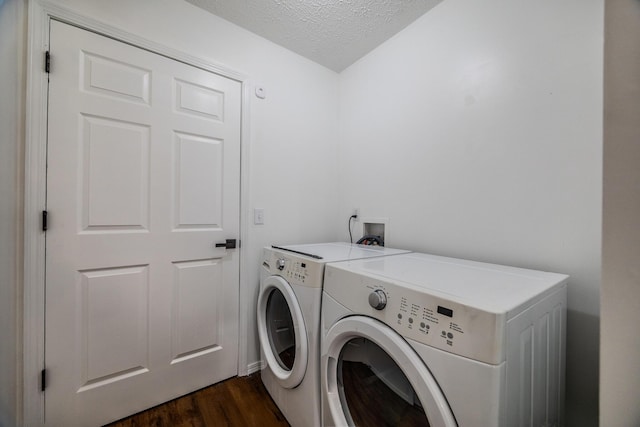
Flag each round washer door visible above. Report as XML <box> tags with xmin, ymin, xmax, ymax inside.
<box><xmin>323</xmin><ymin>316</ymin><xmax>457</xmax><ymax>427</ymax></box>
<box><xmin>257</xmin><ymin>275</ymin><xmax>308</xmax><ymax>389</ymax></box>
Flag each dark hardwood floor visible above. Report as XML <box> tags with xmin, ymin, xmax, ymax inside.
<box><xmin>341</xmin><ymin>361</ymin><xmax>428</xmax><ymax>427</ymax></box>
<box><xmin>105</xmin><ymin>373</ymin><xmax>290</xmax><ymax>427</ymax></box>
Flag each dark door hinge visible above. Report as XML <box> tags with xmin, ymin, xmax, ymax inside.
<box><xmin>45</xmin><ymin>51</ymin><xmax>51</xmax><ymax>73</ymax></box>
<box><xmin>41</xmin><ymin>369</ymin><xmax>47</xmax><ymax>392</ymax></box>
<box><xmin>42</xmin><ymin>210</ymin><xmax>48</xmax><ymax>231</ymax></box>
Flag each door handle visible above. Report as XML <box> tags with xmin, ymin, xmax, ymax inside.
<box><xmin>215</xmin><ymin>239</ymin><xmax>237</xmax><ymax>249</ymax></box>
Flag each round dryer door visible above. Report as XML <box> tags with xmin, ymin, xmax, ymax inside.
<box><xmin>323</xmin><ymin>316</ymin><xmax>457</xmax><ymax>427</ymax></box>
<box><xmin>257</xmin><ymin>275</ymin><xmax>308</xmax><ymax>389</ymax></box>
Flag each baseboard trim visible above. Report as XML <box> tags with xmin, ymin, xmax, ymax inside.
<box><xmin>245</xmin><ymin>361</ymin><xmax>263</xmax><ymax>376</ymax></box>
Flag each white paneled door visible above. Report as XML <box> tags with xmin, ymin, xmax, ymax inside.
<box><xmin>45</xmin><ymin>21</ymin><xmax>241</xmax><ymax>426</ymax></box>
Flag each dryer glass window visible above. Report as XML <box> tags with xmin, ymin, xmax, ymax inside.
<box><xmin>337</xmin><ymin>338</ymin><xmax>430</xmax><ymax>427</ymax></box>
<box><xmin>266</xmin><ymin>289</ymin><xmax>296</xmax><ymax>370</ymax></box>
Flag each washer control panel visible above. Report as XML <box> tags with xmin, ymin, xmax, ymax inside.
<box><xmin>324</xmin><ymin>266</ymin><xmax>506</xmax><ymax>364</ymax></box>
<box><xmin>264</xmin><ymin>249</ymin><xmax>325</xmax><ymax>288</ymax></box>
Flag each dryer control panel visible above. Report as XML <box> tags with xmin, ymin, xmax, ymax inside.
<box><xmin>263</xmin><ymin>248</ymin><xmax>325</xmax><ymax>289</ymax></box>
<box><xmin>324</xmin><ymin>265</ymin><xmax>506</xmax><ymax>365</ymax></box>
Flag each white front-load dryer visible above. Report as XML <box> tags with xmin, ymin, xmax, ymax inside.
<box><xmin>257</xmin><ymin>243</ymin><xmax>410</xmax><ymax>427</ymax></box>
<box><xmin>321</xmin><ymin>252</ymin><xmax>568</xmax><ymax>427</ymax></box>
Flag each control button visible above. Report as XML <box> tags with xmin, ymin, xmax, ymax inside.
<box><xmin>397</xmin><ymin>313</ymin><xmax>403</xmax><ymax>319</ymax></box>
<box><xmin>447</xmin><ymin>332</ymin><xmax>454</xmax><ymax>339</ymax></box>
<box><xmin>420</xmin><ymin>322</ymin><xmax>426</xmax><ymax>328</ymax></box>
<box><xmin>276</xmin><ymin>259</ymin><xmax>285</xmax><ymax>271</ymax></box>
<box><xmin>368</xmin><ymin>290</ymin><xmax>387</xmax><ymax>310</ymax></box>
<box><xmin>408</xmin><ymin>318</ymin><xmax>414</xmax><ymax>324</ymax></box>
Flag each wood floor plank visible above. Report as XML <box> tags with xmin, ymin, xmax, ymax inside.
<box><xmin>225</xmin><ymin>374</ymin><xmax>290</xmax><ymax>427</ymax></box>
<box><xmin>196</xmin><ymin>380</ymin><xmax>243</xmax><ymax>425</ymax></box>
<box><xmin>105</xmin><ymin>374</ymin><xmax>290</xmax><ymax>427</ymax></box>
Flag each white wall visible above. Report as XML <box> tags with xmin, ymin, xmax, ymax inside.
<box><xmin>601</xmin><ymin>0</ymin><xmax>640</xmax><ymax>425</ymax></box>
<box><xmin>0</xmin><ymin>1</ymin><xmax>26</xmax><ymax>425</ymax></box>
<box><xmin>337</xmin><ymin>0</ymin><xmax>603</xmax><ymax>425</ymax></box>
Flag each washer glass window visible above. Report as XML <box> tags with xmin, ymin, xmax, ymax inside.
<box><xmin>338</xmin><ymin>337</ymin><xmax>430</xmax><ymax>426</ymax></box>
<box><xmin>266</xmin><ymin>288</ymin><xmax>296</xmax><ymax>370</ymax></box>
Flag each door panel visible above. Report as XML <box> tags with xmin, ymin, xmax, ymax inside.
<box><xmin>171</xmin><ymin>259</ymin><xmax>223</xmax><ymax>362</ymax></box>
<box><xmin>82</xmin><ymin>115</ymin><xmax>151</xmax><ymax>231</ymax></box>
<box><xmin>81</xmin><ymin>51</ymin><xmax>152</xmax><ymax>104</ymax></box>
<box><xmin>45</xmin><ymin>20</ymin><xmax>241</xmax><ymax>426</ymax></box>
<box><xmin>174</xmin><ymin>133</ymin><xmax>223</xmax><ymax>228</ymax></box>
<box><xmin>175</xmin><ymin>78</ymin><xmax>225</xmax><ymax>120</ymax></box>
<box><xmin>78</xmin><ymin>265</ymin><xmax>150</xmax><ymax>391</ymax></box>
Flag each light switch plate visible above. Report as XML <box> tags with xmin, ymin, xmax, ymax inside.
<box><xmin>254</xmin><ymin>208</ymin><xmax>265</xmax><ymax>225</ymax></box>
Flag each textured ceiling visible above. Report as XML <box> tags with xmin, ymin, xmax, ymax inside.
<box><xmin>185</xmin><ymin>0</ymin><xmax>443</xmax><ymax>72</ymax></box>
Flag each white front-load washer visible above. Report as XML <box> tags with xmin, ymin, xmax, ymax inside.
<box><xmin>321</xmin><ymin>252</ymin><xmax>568</xmax><ymax>427</ymax></box>
<box><xmin>257</xmin><ymin>243</ymin><xmax>410</xmax><ymax>427</ymax></box>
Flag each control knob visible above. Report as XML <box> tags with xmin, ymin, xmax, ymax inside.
<box><xmin>368</xmin><ymin>289</ymin><xmax>387</xmax><ymax>310</ymax></box>
<box><xmin>276</xmin><ymin>258</ymin><xmax>286</xmax><ymax>271</ymax></box>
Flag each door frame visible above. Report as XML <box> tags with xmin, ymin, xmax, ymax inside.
<box><xmin>24</xmin><ymin>2</ymin><xmax>252</xmax><ymax>425</ymax></box>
